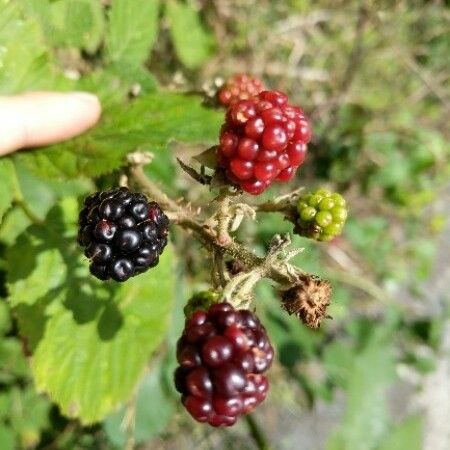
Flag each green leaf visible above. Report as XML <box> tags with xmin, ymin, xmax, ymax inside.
<box><xmin>0</xmin><ymin>302</ymin><xmax>12</xmax><ymax>335</ymax></box>
<box><xmin>326</xmin><ymin>338</ymin><xmax>396</xmax><ymax>450</ymax></box>
<box><xmin>166</xmin><ymin>0</ymin><xmax>214</xmax><ymax>69</ymax></box>
<box><xmin>0</xmin><ymin>160</ymin><xmax>16</xmax><ymax>225</ymax></box>
<box><xmin>108</xmin><ymin>63</ymin><xmax>158</xmax><ymax>95</ymax></box>
<box><xmin>9</xmin><ymin>387</ymin><xmax>50</xmax><ymax>445</ymax></box>
<box><xmin>11</xmin><ymin>92</ymin><xmax>223</xmax><ymax>181</ymax></box>
<box><xmin>0</xmin><ymin>208</ymin><xmax>32</xmax><ymax>246</ymax></box>
<box><xmin>0</xmin><ymin>424</ymin><xmax>15</xmax><ymax>450</ymax></box>
<box><xmin>0</xmin><ymin>338</ymin><xmax>29</xmax><ymax>383</ymax></box>
<box><xmin>377</xmin><ymin>416</ymin><xmax>423</xmax><ymax>450</ymax></box>
<box><xmin>323</xmin><ymin>340</ymin><xmax>355</xmax><ymax>388</ymax></box>
<box><xmin>6</xmin><ymin>234</ymin><xmax>66</xmax><ymax>308</ymax></box>
<box><xmin>31</xmin><ymin>248</ymin><xmax>175</xmax><ymax>423</ymax></box>
<box><xmin>9</xmin><ymin>202</ymin><xmax>176</xmax><ymax>424</ymax></box>
<box><xmin>0</xmin><ymin>162</ymin><xmax>91</xmax><ymax>244</ymax></box>
<box><xmin>106</xmin><ymin>0</ymin><xmax>161</xmax><ymax>65</ymax></box>
<box><xmin>27</xmin><ymin>0</ymin><xmax>105</xmax><ymax>53</ymax></box>
<box><xmin>13</xmin><ymin>163</ymin><xmax>57</xmax><ymax>221</ymax></box>
<box><xmin>104</xmin><ymin>364</ymin><xmax>174</xmax><ymax>446</ymax></box>
<box><xmin>0</xmin><ymin>1</ymin><xmax>58</xmax><ymax>93</ymax></box>
<box><xmin>0</xmin><ymin>394</ymin><xmax>12</xmax><ymax>419</ymax></box>
<box><xmin>53</xmin><ymin>0</ymin><xmax>105</xmax><ymax>53</ymax></box>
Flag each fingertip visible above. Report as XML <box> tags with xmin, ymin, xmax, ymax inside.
<box><xmin>68</xmin><ymin>92</ymin><xmax>102</xmax><ymax>122</ymax></box>
<box><xmin>0</xmin><ymin>91</ymin><xmax>103</xmax><ymax>156</ymax></box>
<box><xmin>63</xmin><ymin>91</ymin><xmax>102</xmax><ymax>133</ymax></box>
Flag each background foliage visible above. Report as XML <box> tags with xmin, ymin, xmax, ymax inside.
<box><xmin>0</xmin><ymin>0</ymin><xmax>449</xmax><ymax>449</ymax></box>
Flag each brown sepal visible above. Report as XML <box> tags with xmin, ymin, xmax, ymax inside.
<box><xmin>280</xmin><ymin>275</ymin><xmax>332</xmax><ymax>329</ymax></box>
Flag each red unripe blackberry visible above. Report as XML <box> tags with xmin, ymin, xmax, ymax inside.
<box><xmin>217</xmin><ymin>90</ymin><xmax>311</xmax><ymax>194</ymax></box>
<box><xmin>77</xmin><ymin>187</ymin><xmax>169</xmax><ymax>282</ymax></box>
<box><xmin>175</xmin><ymin>303</ymin><xmax>274</xmax><ymax>427</ymax></box>
<box><xmin>217</xmin><ymin>74</ymin><xmax>265</xmax><ymax>107</ymax></box>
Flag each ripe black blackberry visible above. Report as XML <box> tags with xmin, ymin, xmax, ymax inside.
<box><xmin>175</xmin><ymin>303</ymin><xmax>274</xmax><ymax>427</ymax></box>
<box><xmin>77</xmin><ymin>187</ymin><xmax>169</xmax><ymax>282</ymax></box>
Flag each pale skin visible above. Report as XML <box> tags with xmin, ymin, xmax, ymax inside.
<box><xmin>0</xmin><ymin>91</ymin><xmax>102</xmax><ymax>156</ymax></box>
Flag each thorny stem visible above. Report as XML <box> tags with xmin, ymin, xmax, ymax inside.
<box><xmin>128</xmin><ymin>162</ymin><xmax>182</xmax><ymax>214</ymax></box>
<box><xmin>127</xmin><ymin>155</ymin><xmax>310</xmax><ymax>301</ymax></box>
<box><xmin>253</xmin><ymin>187</ymin><xmax>303</xmax><ymax>214</ymax></box>
<box><xmin>211</xmin><ymin>249</ymin><xmax>227</xmax><ymax>288</ymax></box>
<box><xmin>209</xmin><ymin>188</ymin><xmax>233</xmax><ymax>246</ymax></box>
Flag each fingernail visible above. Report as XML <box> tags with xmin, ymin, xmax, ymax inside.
<box><xmin>70</xmin><ymin>91</ymin><xmax>100</xmax><ymax>104</ymax></box>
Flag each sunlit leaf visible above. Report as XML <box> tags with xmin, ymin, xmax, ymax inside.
<box><xmin>9</xmin><ymin>202</ymin><xmax>176</xmax><ymax>424</ymax></box>
<box><xmin>106</xmin><ymin>0</ymin><xmax>160</xmax><ymax>65</ymax></box>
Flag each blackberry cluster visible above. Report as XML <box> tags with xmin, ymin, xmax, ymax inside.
<box><xmin>295</xmin><ymin>188</ymin><xmax>347</xmax><ymax>241</ymax></box>
<box><xmin>217</xmin><ymin>90</ymin><xmax>311</xmax><ymax>195</ymax></box>
<box><xmin>217</xmin><ymin>74</ymin><xmax>265</xmax><ymax>107</ymax></box>
<box><xmin>174</xmin><ymin>303</ymin><xmax>274</xmax><ymax>427</ymax></box>
<box><xmin>77</xmin><ymin>187</ymin><xmax>169</xmax><ymax>282</ymax></box>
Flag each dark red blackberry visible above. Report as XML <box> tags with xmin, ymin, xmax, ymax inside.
<box><xmin>217</xmin><ymin>74</ymin><xmax>265</xmax><ymax>107</ymax></box>
<box><xmin>175</xmin><ymin>303</ymin><xmax>274</xmax><ymax>427</ymax></box>
<box><xmin>216</xmin><ymin>90</ymin><xmax>311</xmax><ymax>195</ymax></box>
<box><xmin>77</xmin><ymin>187</ymin><xmax>169</xmax><ymax>282</ymax></box>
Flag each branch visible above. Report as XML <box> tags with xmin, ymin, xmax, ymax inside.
<box><xmin>128</xmin><ymin>161</ymin><xmax>182</xmax><ymax>214</ymax></box>
<box><xmin>127</xmin><ymin>156</ymin><xmax>312</xmax><ymax>308</ymax></box>
<box><xmin>253</xmin><ymin>188</ymin><xmax>303</xmax><ymax>216</ymax></box>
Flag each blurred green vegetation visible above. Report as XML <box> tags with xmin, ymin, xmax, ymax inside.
<box><xmin>0</xmin><ymin>0</ymin><xmax>449</xmax><ymax>449</ymax></box>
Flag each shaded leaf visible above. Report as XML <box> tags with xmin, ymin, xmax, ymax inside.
<box><xmin>6</xmin><ymin>234</ymin><xmax>66</xmax><ymax>308</ymax></box>
<box><xmin>166</xmin><ymin>0</ymin><xmax>214</xmax><ymax>69</ymax></box>
<box><xmin>0</xmin><ymin>302</ymin><xmax>12</xmax><ymax>335</ymax></box>
<box><xmin>0</xmin><ymin>339</ymin><xmax>29</xmax><ymax>383</ymax></box>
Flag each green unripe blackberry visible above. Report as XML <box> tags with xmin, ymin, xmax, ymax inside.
<box><xmin>184</xmin><ymin>290</ymin><xmax>220</xmax><ymax>319</ymax></box>
<box><xmin>294</xmin><ymin>189</ymin><xmax>347</xmax><ymax>241</ymax></box>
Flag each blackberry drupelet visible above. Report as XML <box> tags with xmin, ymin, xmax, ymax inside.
<box><xmin>77</xmin><ymin>187</ymin><xmax>169</xmax><ymax>282</ymax></box>
<box><xmin>175</xmin><ymin>302</ymin><xmax>274</xmax><ymax>427</ymax></box>
<box><xmin>217</xmin><ymin>74</ymin><xmax>265</xmax><ymax>107</ymax></box>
